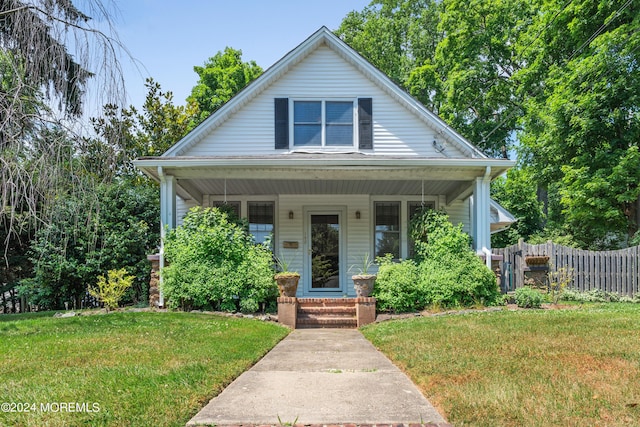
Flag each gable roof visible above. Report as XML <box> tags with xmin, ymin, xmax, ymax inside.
<box><xmin>162</xmin><ymin>26</ymin><xmax>488</xmax><ymax>159</ymax></box>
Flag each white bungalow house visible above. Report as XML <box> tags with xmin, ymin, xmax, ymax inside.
<box><xmin>135</xmin><ymin>27</ymin><xmax>515</xmax><ymax>306</ymax></box>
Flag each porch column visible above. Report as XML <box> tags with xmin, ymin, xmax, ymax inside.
<box><xmin>472</xmin><ymin>169</ymin><xmax>491</xmax><ymax>254</ymax></box>
<box><xmin>159</xmin><ymin>170</ymin><xmax>176</xmax><ymax>308</ymax></box>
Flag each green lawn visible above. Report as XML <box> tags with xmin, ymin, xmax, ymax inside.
<box><xmin>362</xmin><ymin>303</ymin><xmax>640</xmax><ymax>427</ymax></box>
<box><xmin>0</xmin><ymin>311</ymin><xmax>289</xmax><ymax>427</ymax></box>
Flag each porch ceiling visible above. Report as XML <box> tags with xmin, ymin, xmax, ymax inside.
<box><xmin>135</xmin><ymin>154</ymin><xmax>515</xmax><ymax>205</ymax></box>
<box><xmin>182</xmin><ymin>178</ymin><xmax>467</xmax><ymax>197</ymax></box>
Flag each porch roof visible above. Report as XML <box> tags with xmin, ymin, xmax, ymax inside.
<box><xmin>134</xmin><ymin>153</ymin><xmax>515</xmax><ymax>205</ymax></box>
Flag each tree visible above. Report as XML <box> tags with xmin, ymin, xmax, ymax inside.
<box><xmin>1</xmin><ymin>0</ymin><xmax>126</xmax><ymax>269</ymax></box>
<box><xmin>87</xmin><ymin>78</ymin><xmax>197</xmax><ymax>179</ymax></box>
<box><xmin>490</xmin><ymin>167</ymin><xmax>544</xmax><ymax>247</ymax></box>
<box><xmin>336</xmin><ymin>0</ymin><xmax>441</xmax><ymax>86</ymax></box>
<box><xmin>433</xmin><ymin>0</ymin><xmax>534</xmax><ymax>156</ymax></box>
<box><xmin>21</xmin><ymin>79</ymin><xmax>193</xmax><ymax>310</ymax></box>
<box><xmin>187</xmin><ymin>47</ymin><xmax>262</xmax><ymax>126</ymax></box>
<box><xmin>337</xmin><ymin>0</ymin><xmax>534</xmax><ymax>156</ymax></box>
<box><xmin>517</xmin><ymin>0</ymin><xmax>640</xmax><ymax>248</ymax></box>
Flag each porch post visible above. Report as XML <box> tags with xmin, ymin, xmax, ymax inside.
<box><xmin>472</xmin><ymin>169</ymin><xmax>491</xmax><ymax>255</ymax></box>
<box><xmin>158</xmin><ymin>169</ymin><xmax>176</xmax><ymax>308</ymax></box>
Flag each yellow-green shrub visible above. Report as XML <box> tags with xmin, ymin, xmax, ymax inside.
<box><xmin>89</xmin><ymin>268</ymin><xmax>134</xmax><ymax>311</ymax></box>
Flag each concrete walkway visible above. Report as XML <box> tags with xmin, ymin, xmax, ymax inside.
<box><xmin>187</xmin><ymin>329</ymin><xmax>449</xmax><ymax>427</ymax></box>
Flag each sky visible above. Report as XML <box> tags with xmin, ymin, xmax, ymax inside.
<box><xmin>111</xmin><ymin>0</ymin><xmax>371</xmax><ymax>110</ymax></box>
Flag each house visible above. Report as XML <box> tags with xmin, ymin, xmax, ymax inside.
<box><xmin>135</xmin><ymin>27</ymin><xmax>515</xmax><ymax>318</ymax></box>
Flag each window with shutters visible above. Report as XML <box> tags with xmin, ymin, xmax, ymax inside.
<box><xmin>275</xmin><ymin>98</ymin><xmax>372</xmax><ymax>150</ymax></box>
<box><xmin>293</xmin><ymin>100</ymin><xmax>354</xmax><ymax>147</ymax></box>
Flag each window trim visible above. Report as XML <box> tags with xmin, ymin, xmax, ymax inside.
<box><xmin>248</xmin><ymin>201</ymin><xmax>275</xmax><ymax>247</ymax></box>
<box><xmin>207</xmin><ymin>196</ymin><xmax>278</xmax><ymax>246</ymax></box>
<box><xmin>290</xmin><ymin>99</ymin><xmax>357</xmax><ymax>149</ymax></box>
<box><xmin>373</xmin><ymin>201</ymin><xmax>401</xmax><ymax>260</ymax></box>
<box><xmin>371</xmin><ymin>197</ymin><xmax>439</xmax><ymax>259</ymax></box>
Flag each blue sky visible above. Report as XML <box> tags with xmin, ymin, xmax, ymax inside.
<box><xmin>113</xmin><ymin>0</ymin><xmax>371</xmax><ymax>110</ymax></box>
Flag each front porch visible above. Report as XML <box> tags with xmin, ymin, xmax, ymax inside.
<box><xmin>137</xmin><ymin>154</ymin><xmax>512</xmax><ymax>301</ymax></box>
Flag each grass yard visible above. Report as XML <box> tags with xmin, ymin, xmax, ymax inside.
<box><xmin>362</xmin><ymin>303</ymin><xmax>640</xmax><ymax>427</ymax></box>
<box><xmin>0</xmin><ymin>311</ymin><xmax>289</xmax><ymax>427</ymax></box>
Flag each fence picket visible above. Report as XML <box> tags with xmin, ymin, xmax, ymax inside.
<box><xmin>496</xmin><ymin>242</ymin><xmax>640</xmax><ymax>297</ymax></box>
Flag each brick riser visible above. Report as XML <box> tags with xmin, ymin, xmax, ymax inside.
<box><xmin>296</xmin><ymin>298</ymin><xmax>358</xmax><ymax>329</ymax></box>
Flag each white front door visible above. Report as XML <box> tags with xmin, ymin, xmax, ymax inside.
<box><xmin>305</xmin><ymin>209</ymin><xmax>345</xmax><ymax>294</ymax></box>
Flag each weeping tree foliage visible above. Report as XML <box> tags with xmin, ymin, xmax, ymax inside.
<box><xmin>22</xmin><ymin>79</ymin><xmax>192</xmax><ymax>309</ymax></box>
<box><xmin>0</xmin><ymin>0</ymin><xmax>126</xmax><ymax>256</ymax></box>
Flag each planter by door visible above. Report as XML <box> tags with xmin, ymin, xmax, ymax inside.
<box><xmin>352</xmin><ymin>274</ymin><xmax>376</xmax><ymax>297</ymax></box>
<box><xmin>275</xmin><ymin>273</ymin><xmax>300</xmax><ymax>297</ymax></box>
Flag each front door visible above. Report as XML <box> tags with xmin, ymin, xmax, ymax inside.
<box><xmin>307</xmin><ymin>211</ymin><xmax>343</xmax><ymax>292</ymax></box>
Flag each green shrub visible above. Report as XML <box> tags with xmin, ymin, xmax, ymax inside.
<box><xmin>89</xmin><ymin>268</ymin><xmax>134</xmax><ymax>311</ymax></box>
<box><xmin>514</xmin><ymin>286</ymin><xmax>545</xmax><ymax>308</ymax></box>
<box><xmin>162</xmin><ymin>207</ymin><xmax>277</xmax><ymax>311</ymax></box>
<box><xmin>561</xmin><ymin>288</ymin><xmax>640</xmax><ymax>303</ymax></box>
<box><xmin>373</xmin><ymin>210</ymin><xmax>501</xmax><ymax>312</ymax></box>
<box><xmin>373</xmin><ymin>255</ymin><xmax>422</xmax><ymax>312</ymax></box>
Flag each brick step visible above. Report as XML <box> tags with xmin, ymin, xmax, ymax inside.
<box><xmin>296</xmin><ymin>316</ymin><xmax>358</xmax><ymax>328</ymax></box>
<box><xmin>297</xmin><ymin>306</ymin><xmax>356</xmax><ymax>315</ymax></box>
<box><xmin>278</xmin><ymin>297</ymin><xmax>376</xmax><ymax>329</ymax></box>
<box><xmin>297</xmin><ymin>311</ymin><xmax>356</xmax><ymax>321</ymax></box>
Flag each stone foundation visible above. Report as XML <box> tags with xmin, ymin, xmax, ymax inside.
<box><xmin>147</xmin><ymin>254</ymin><xmax>161</xmax><ymax>308</ymax></box>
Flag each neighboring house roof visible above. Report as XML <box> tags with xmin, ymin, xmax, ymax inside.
<box><xmin>160</xmin><ymin>26</ymin><xmax>488</xmax><ymax>160</ymax></box>
<box><xmin>490</xmin><ymin>199</ymin><xmax>517</xmax><ymax>234</ymax></box>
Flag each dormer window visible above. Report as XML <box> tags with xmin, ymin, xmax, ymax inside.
<box><xmin>293</xmin><ymin>100</ymin><xmax>354</xmax><ymax>147</ymax></box>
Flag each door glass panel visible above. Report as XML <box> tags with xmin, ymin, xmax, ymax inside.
<box><xmin>311</xmin><ymin>214</ymin><xmax>340</xmax><ymax>289</ymax></box>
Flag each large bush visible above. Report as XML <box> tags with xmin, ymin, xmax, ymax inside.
<box><xmin>374</xmin><ymin>209</ymin><xmax>501</xmax><ymax>312</ymax></box>
<box><xmin>374</xmin><ymin>255</ymin><xmax>422</xmax><ymax>312</ymax></box>
<box><xmin>162</xmin><ymin>207</ymin><xmax>277</xmax><ymax>312</ymax></box>
<box><xmin>20</xmin><ymin>180</ymin><xmax>159</xmax><ymax>309</ymax></box>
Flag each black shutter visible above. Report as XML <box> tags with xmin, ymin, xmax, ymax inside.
<box><xmin>358</xmin><ymin>98</ymin><xmax>373</xmax><ymax>149</ymax></box>
<box><xmin>274</xmin><ymin>98</ymin><xmax>289</xmax><ymax>149</ymax></box>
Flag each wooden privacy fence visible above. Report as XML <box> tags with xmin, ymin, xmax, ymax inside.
<box><xmin>494</xmin><ymin>240</ymin><xmax>640</xmax><ymax>297</ymax></box>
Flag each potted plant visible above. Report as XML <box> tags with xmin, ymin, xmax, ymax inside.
<box><xmin>350</xmin><ymin>253</ymin><xmax>376</xmax><ymax>297</ymax></box>
<box><xmin>274</xmin><ymin>253</ymin><xmax>300</xmax><ymax>297</ymax></box>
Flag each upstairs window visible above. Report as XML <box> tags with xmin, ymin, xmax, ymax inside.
<box><xmin>293</xmin><ymin>100</ymin><xmax>354</xmax><ymax>147</ymax></box>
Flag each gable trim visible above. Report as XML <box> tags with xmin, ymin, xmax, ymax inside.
<box><xmin>162</xmin><ymin>26</ymin><xmax>487</xmax><ymax>159</ymax></box>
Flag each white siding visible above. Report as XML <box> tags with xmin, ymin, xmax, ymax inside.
<box><xmin>444</xmin><ymin>198</ymin><xmax>471</xmax><ymax>234</ymax></box>
<box><xmin>183</xmin><ymin>45</ymin><xmax>467</xmax><ymax>158</ymax></box>
<box><xmin>278</xmin><ymin>195</ymin><xmax>370</xmax><ymax>297</ymax></box>
<box><xmin>176</xmin><ymin>197</ymin><xmax>197</xmax><ymax>226</ymax></box>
